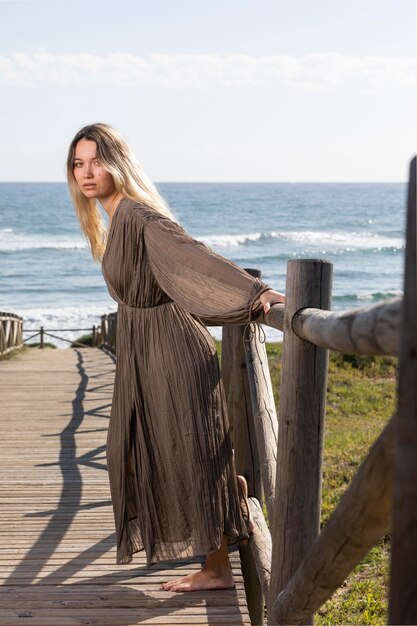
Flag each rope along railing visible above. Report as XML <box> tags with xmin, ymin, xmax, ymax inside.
<box><xmin>22</xmin><ymin>326</ymin><xmax>102</xmax><ymax>349</ymax></box>
<box><xmin>0</xmin><ymin>321</ymin><xmax>103</xmax><ymax>353</ymax></box>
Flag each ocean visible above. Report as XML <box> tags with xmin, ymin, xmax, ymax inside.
<box><xmin>0</xmin><ymin>182</ymin><xmax>406</xmax><ymax>346</ymax></box>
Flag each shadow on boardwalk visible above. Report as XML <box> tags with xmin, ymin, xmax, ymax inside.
<box><xmin>0</xmin><ymin>348</ymin><xmax>249</xmax><ymax>625</ymax></box>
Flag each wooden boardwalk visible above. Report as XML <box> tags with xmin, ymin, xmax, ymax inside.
<box><xmin>0</xmin><ymin>347</ymin><xmax>250</xmax><ymax>626</ymax></box>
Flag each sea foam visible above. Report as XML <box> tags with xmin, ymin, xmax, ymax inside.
<box><xmin>0</xmin><ymin>229</ymin><xmax>87</xmax><ymax>252</ymax></box>
<box><xmin>200</xmin><ymin>230</ymin><xmax>404</xmax><ymax>251</ymax></box>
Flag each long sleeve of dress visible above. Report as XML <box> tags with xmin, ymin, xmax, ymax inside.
<box><xmin>144</xmin><ymin>216</ymin><xmax>271</xmax><ymax>326</ymax></box>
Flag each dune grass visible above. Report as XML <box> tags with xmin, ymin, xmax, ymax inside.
<box><xmin>217</xmin><ymin>339</ymin><xmax>396</xmax><ymax>625</ymax></box>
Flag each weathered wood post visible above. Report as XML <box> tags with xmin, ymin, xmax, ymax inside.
<box><xmin>269</xmin><ymin>259</ymin><xmax>332</xmax><ymax>625</ymax></box>
<box><xmin>108</xmin><ymin>313</ymin><xmax>117</xmax><ymax>355</ymax></box>
<box><xmin>92</xmin><ymin>325</ymin><xmax>97</xmax><ymax>347</ymax></box>
<box><xmin>4</xmin><ymin>318</ymin><xmax>11</xmax><ymax>353</ymax></box>
<box><xmin>18</xmin><ymin>316</ymin><xmax>23</xmax><ymax>349</ymax></box>
<box><xmin>389</xmin><ymin>156</ymin><xmax>417</xmax><ymax>624</ymax></box>
<box><xmin>222</xmin><ymin>268</ymin><xmax>264</xmax><ymax>625</ymax></box>
<box><xmin>40</xmin><ymin>326</ymin><xmax>44</xmax><ymax>349</ymax></box>
<box><xmin>222</xmin><ymin>270</ymin><xmax>263</xmax><ymax>497</ymax></box>
<box><xmin>100</xmin><ymin>315</ymin><xmax>108</xmax><ymax>349</ymax></box>
<box><xmin>244</xmin><ymin>321</ymin><xmax>278</xmax><ymax>526</ymax></box>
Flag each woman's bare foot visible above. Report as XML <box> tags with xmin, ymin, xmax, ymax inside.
<box><xmin>161</xmin><ymin>565</ymin><xmax>234</xmax><ymax>592</ymax></box>
<box><xmin>161</xmin><ymin>535</ymin><xmax>234</xmax><ymax>592</ymax></box>
<box><xmin>237</xmin><ymin>475</ymin><xmax>255</xmax><ymax>537</ymax></box>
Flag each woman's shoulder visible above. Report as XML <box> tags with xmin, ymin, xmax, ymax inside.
<box><xmin>121</xmin><ymin>198</ymin><xmax>167</xmax><ymax>226</ymax></box>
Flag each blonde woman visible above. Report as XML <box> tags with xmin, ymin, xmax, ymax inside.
<box><xmin>67</xmin><ymin>123</ymin><xmax>285</xmax><ymax>592</ymax></box>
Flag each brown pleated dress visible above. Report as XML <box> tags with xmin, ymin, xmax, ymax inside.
<box><xmin>101</xmin><ymin>198</ymin><xmax>271</xmax><ymax>567</ymax></box>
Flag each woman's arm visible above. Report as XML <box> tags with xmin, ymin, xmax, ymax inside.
<box><xmin>143</xmin><ymin>214</ymin><xmax>280</xmax><ymax>325</ymax></box>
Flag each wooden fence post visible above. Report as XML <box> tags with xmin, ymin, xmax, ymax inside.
<box><xmin>244</xmin><ymin>321</ymin><xmax>278</xmax><ymax>526</ymax></box>
<box><xmin>100</xmin><ymin>315</ymin><xmax>108</xmax><ymax>349</ymax></box>
<box><xmin>269</xmin><ymin>259</ymin><xmax>332</xmax><ymax>625</ymax></box>
<box><xmin>222</xmin><ymin>268</ymin><xmax>264</xmax><ymax>625</ymax></box>
<box><xmin>389</xmin><ymin>156</ymin><xmax>417</xmax><ymax>624</ymax></box>
<box><xmin>40</xmin><ymin>326</ymin><xmax>44</xmax><ymax>349</ymax></box>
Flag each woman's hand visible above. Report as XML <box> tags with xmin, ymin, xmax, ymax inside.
<box><xmin>260</xmin><ymin>289</ymin><xmax>285</xmax><ymax>315</ymax></box>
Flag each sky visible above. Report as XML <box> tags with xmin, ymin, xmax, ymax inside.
<box><xmin>0</xmin><ymin>0</ymin><xmax>416</xmax><ymax>182</ymax></box>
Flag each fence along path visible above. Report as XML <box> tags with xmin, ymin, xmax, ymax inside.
<box><xmin>0</xmin><ymin>347</ymin><xmax>250</xmax><ymax>625</ymax></box>
<box><xmin>214</xmin><ymin>157</ymin><xmax>415</xmax><ymax>625</ymax></box>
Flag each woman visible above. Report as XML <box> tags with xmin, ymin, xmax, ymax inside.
<box><xmin>67</xmin><ymin>123</ymin><xmax>285</xmax><ymax>592</ymax></box>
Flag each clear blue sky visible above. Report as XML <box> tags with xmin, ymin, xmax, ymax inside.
<box><xmin>0</xmin><ymin>0</ymin><xmax>415</xmax><ymax>181</ymax></box>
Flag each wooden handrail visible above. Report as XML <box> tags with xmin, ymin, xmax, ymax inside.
<box><xmin>262</xmin><ymin>297</ymin><xmax>401</xmax><ymax>356</ymax></box>
<box><xmin>100</xmin><ymin>312</ymin><xmax>117</xmax><ymax>354</ymax></box>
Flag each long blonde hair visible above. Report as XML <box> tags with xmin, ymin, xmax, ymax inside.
<box><xmin>66</xmin><ymin>123</ymin><xmax>174</xmax><ymax>261</ymax></box>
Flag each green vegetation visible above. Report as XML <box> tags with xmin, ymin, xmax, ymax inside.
<box><xmin>71</xmin><ymin>332</ymin><xmax>94</xmax><ymax>347</ymax></box>
<box><xmin>217</xmin><ymin>340</ymin><xmax>396</xmax><ymax>625</ymax></box>
<box><xmin>0</xmin><ymin>348</ymin><xmax>21</xmax><ymax>360</ymax></box>
<box><xmin>270</xmin><ymin>344</ymin><xmax>396</xmax><ymax>625</ymax></box>
<box><xmin>0</xmin><ymin>342</ymin><xmax>57</xmax><ymax>359</ymax></box>
<box><xmin>317</xmin><ymin>350</ymin><xmax>395</xmax><ymax>625</ymax></box>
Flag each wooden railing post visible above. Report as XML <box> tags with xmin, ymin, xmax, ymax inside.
<box><xmin>222</xmin><ymin>268</ymin><xmax>264</xmax><ymax>625</ymax></box>
<box><xmin>269</xmin><ymin>259</ymin><xmax>332</xmax><ymax>625</ymax></box>
<box><xmin>244</xmin><ymin>322</ymin><xmax>278</xmax><ymax>527</ymax></box>
<box><xmin>0</xmin><ymin>313</ymin><xmax>23</xmax><ymax>357</ymax></box>
<box><xmin>109</xmin><ymin>313</ymin><xmax>117</xmax><ymax>354</ymax></box>
<box><xmin>39</xmin><ymin>326</ymin><xmax>44</xmax><ymax>349</ymax></box>
<box><xmin>389</xmin><ymin>156</ymin><xmax>417</xmax><ymax>624</ymax></box>
<box><xmin>101</xmin><ymin>315</ymin><xmax>108</xmax><ymax>348</ymax></box>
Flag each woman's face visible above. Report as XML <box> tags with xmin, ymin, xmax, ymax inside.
<box><xmin>72</xmin><ymin>139</ymin><xmax>116</xmax><ymax>200</ymax></box>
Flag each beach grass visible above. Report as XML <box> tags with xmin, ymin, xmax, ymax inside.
<box><xmin>217</xmin><ymin>339</ymin><xmax>396</xmax><ymax>625</ymax></box>
<box><xmin>70</xmin><ymin>332</ymin><xmax>95</xmax><ymax>347</ymax></box>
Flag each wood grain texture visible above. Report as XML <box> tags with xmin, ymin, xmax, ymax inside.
<box><xmin>269</xmin><ymin>259</ymin><xmax>332</xmax><ymax>626</ymax></box>
<box><xmin>222</xmin><ymin>316</ymin><xmax>264</xmax><ymax>625</ymax></box>
<box><xmin>244</xmin><ymin>325</ymin><xmax>278</xmax><ymax>526</ymax></box>
<box><xmin>262</xmin><ymin>298</ymin><xmax>401</xmax><ymax>356</ymax></box>
<box><xmin>0</xmin><ymin>347</ymin><xmax>250</xmax><ymax>626</ymax></box>
<box><xmin>292</xmin><ymin>298</ymin><xmax>401</xmax><ymax>356</ymax></box>
<box><xmin>389</xmin><ymin>157</ymin><xmax>417</xmax><ymax>624</ymax></box>
<box><xmin>248</xmin><ymin>498</ymin><xmax>272</xmax><ymax>599</ymax></box>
